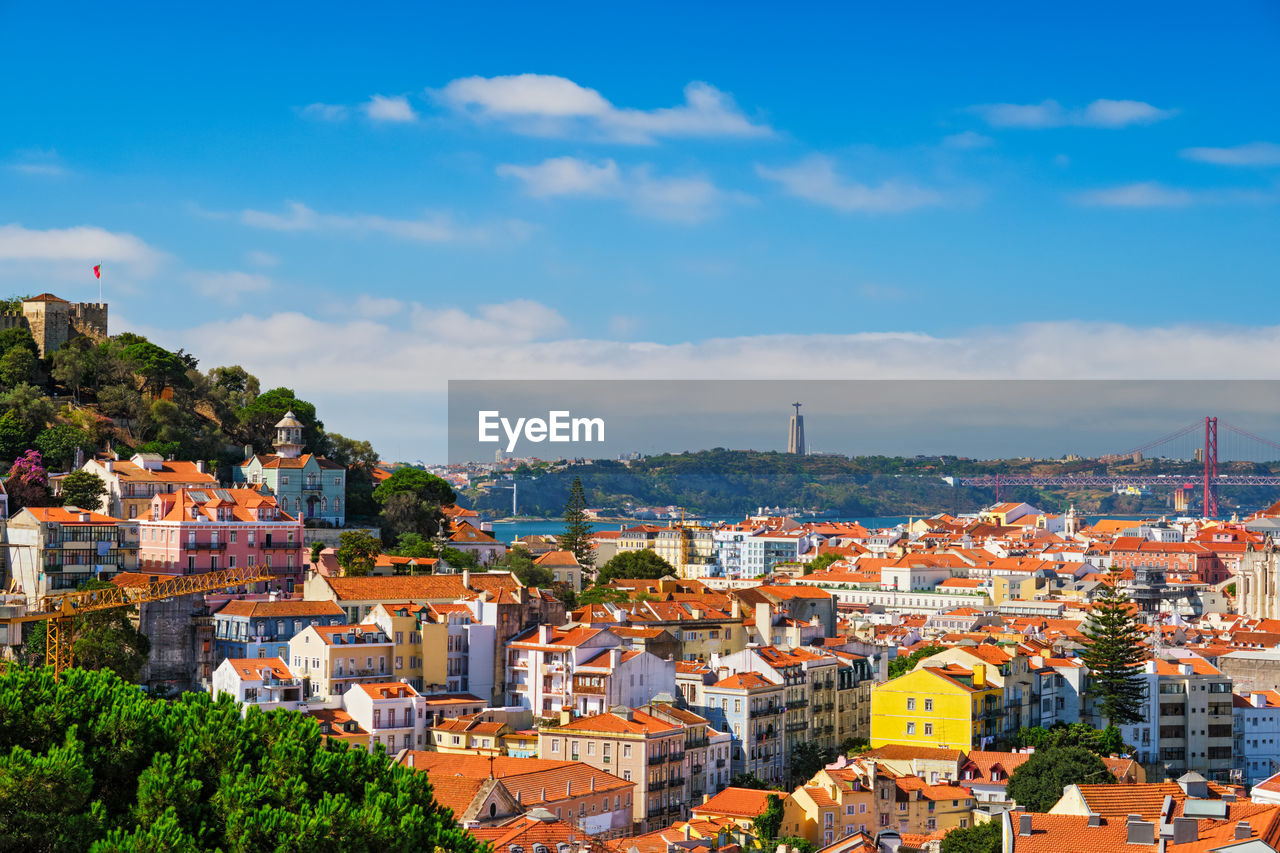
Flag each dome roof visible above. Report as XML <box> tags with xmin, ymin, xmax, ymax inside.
<box><xmin>274</xmin><ymin>410</ymin><xmax>304</xmax><ymax>430</ymax></box>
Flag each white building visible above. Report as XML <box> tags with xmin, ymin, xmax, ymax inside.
<box><xmin>211</xmin><ymin>657</ymin><xmax>306</xmax><ymax>712</ymax></box>
<box><xmin>342</xmin><ymin>680</ymin><xmax>428</xmax><ymax>754</ymax></box>
<box><xmin>1235</xmin><ymin>690</ymin><xmax>1280</xmax><ymax>787</ymax></box>
<box><xmin>505</xmin><ymin>625</ymin><xmax>622</xmax><ymax>716</ymax></box>
<box><xmin>570</xmin><ymin>648</ymin><xmax>677</xmax><ymax>716</ymax></box>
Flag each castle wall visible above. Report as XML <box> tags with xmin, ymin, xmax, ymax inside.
<box><xmin>8</xmin><ymin>299</ymin><xmax>110</xmax><ymax>357</ymax></box>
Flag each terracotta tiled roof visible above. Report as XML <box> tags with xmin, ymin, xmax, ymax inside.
<box><xmin>693</xmin><ymin>786</ymin><xmax>786</xmax><ymax>818</ymax></box>
<box><xmin>223</xmin><ymin>657</ymin><xmax>293</xmax><ymax>680</ymax></box>
<box><xmin>470</xmin><ymin>814</ymin><xmax>607</xmax><ymax>852</ymax></box>
<box><xmin>22</xmin><ymin>506</ymin><xmax>123</xmax><ymax>524</ymax></box>
<box><xmin>215</xmin><ymin>599</ymin><xmax>344</xmax><ymax>619</ymax></box>
<box><xmin>398</xmin><ymin>752</ymin><xmax>632</xmax><ymax>806</ymax></box>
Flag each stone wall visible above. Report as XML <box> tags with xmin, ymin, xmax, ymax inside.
<box><xmin>134</xmin><ymin>594</ymin><xmax>216</xmax><ymax>693</ymax></box>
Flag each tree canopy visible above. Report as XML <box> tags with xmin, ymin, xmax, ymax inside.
<box><xmin>372</xmin><ymin>467</ymin><xmax>456</xmax><ymax>507</ymax></box>
<box><xmin>60</xmin><ymin>470</ymin><xmax>108</xmax><ymax>512</ymax></box>
<box><xmin>940</xmin><ymin>818</ymin><xmax>1001</xmax><ymax>853</ymax></box>
<box><xmin>1006</xmin><ymin>746</ymin><xmax>1113</xmax><ymax>812</ymax></box>
<box><xmin>594</xmin><ymin>549</ymin><xmax>675</xmax><ymax>585</ymax></box>
<box><xmin>888</xmin><ymin>645</ymin><xmax>943</xmax><ymax>679</ymax></box>
<box><xmin>558</xmin><ymin>476</ymin><xmax>595</xmax><ymax>568</ymax></box>
<box><xmin>335</xmin><ymin>530</ymin><xmax>382</xmax><ymax>577</ymax></box>
<box><xmin>1081</xmin><ymin>570</ymin><xmax>1147</xmax><ymax>726</ymax></box>
<box><xmin>1014</xmin><ymin>722</ymin><xmax>1127</xmax><ymax>757</ymax></box>
<box><xmin>0</xmin><ymin>665</ymin><xmax>486</xmax><ymax>851</ymax></box>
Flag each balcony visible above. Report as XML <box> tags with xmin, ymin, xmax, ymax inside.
<box><xmin>301</xmin><ymin>482</ymin><xmax>323</xmax><ymax>493</ymax></box>
<box><xmin>651</xmin><ymin>779</ymin><xmax>666</xmax><ymax>790</ymax></box>
<box><xmin>259</xmin><ymin>542</ymin><xmax>298</xmax><ymax>551</ymax></box>
<box><xmin>187</xmin><ymin>541</ymin><xmax>228</xmax><ymax>551</ymax></box>
<box><xmin>715</xmin><ymin>758</ymin><xmax>726</xmax><ymax>768</ymax></box>
<box><xmin>668</xmin><ymin>776</ymin><xmax>685</xmax><ymax>787</ymax></box>
<box><xmin>691</xmin><ymin>763</ymin><xmax>703</xmax><ymax>775</ymax></box>
<box><xmin>648</xmin><ymin>754</ymin><xmax>664</xmax><ymax>766</ymax></box>
<box><xmin>790</xmin><ymin>698</ymin><xmax>809</xmax><ymax>709</ymax></box>
<box><xmin>667</xmin><ymin>751</ymin><xmax>685</xmax><ymax>763</ymax></box>
<box><xmin>787</xmin><ymin>722</ymin><xmax>807</xmax><ymax>733</ymax></box>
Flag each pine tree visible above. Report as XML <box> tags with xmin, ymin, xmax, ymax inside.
<box><xmin>559</xmin><ymin>476</ymin><xmax>596</xmax><ymax>569</ymax></box>
<box><xmin>1080</xmin><ymin>568</ymin><xmax>1148</xmax><ymax>726</ymax></box>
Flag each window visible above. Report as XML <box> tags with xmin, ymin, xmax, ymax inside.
<box><xmin>907</xmin><ymin>698</ymin><xmax>916</xmax><ymax>711</ymax></box>
<box><xmin>924</xmin><ymin>723</ymin><xmax>933</xmax><ymax>735</ymax></box>
<box><xmin>906</xmin><ymin>723</ymin><xmax>916</xmax><ymax>735</ymax></box>
<box><xmin>924</xmin><ymin>698</ymin><xmax>933</xmax><ymax>711</ymax></box>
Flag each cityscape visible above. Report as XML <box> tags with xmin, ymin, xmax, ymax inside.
<box><xmin>4</xmin><ymin>3</ymin><xmax>1280</xmax><ymax>852</ymax></box>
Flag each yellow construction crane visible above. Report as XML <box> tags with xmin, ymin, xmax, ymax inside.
<box><xmin>9</xmin><ymin>565</ymin><xmax>274</xmax><ymax>679</ymax></box>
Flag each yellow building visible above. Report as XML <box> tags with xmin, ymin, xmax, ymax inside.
<box><xmin>870</xmin><ymin>664</ymin><xmax>1001</xmax><ymax>752</ymax></box>
<box><xmin>781</xmin><ymin>765</ymin><xmax>878</xmax><ymax>848</ymax></box>
<box><xmin>362</xmin><ymin>602</ymin><xmax>448</xmax><ymax>691</ymax></box>
<box><xmin>430</xmin><ymin>715</ymin><xmax>511</xmax><ymax>755</ymax></box>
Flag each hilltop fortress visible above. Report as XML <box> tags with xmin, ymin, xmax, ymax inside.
<box><xmin>0</xmin><ymin>293</ymin><xmax>109</xmax><ymax>357</ymax></box>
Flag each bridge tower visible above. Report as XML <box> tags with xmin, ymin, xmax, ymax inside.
<box><xmin>1203</xmin><ymin>416</ymin><xmax>1219</xmax><ymax>518</ymax></box>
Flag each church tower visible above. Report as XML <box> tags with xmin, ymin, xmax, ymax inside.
<box><xmin>273</xmin><ymin>410</ymin><xmax>305</xmax><ymax>459</ymax></box>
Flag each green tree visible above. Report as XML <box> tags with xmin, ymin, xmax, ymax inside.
<box><xmin>1006</xmin><ymin>746</ymin><xmax>1113</xmax><ymax>812</ymax></box>
<box><xmin>753</xmin><ymin>793</ymin><xmax>785</xmax><ymax>843</ymax></box>
<box><xmin>60</xmin><ymin>470</ymin><xmax>108</xmax><ymax>511</ymax></box>
<box><xmin>35</xmin><ymin>424</ymin><xmax>93</xmax><ymax>470</ymax></box>
<box><xmin>577</xmin><ymin>585</ymin><xmax>632</xmax><ymax>606</ymax></box>
<box><xmin>440</xmin><ymin>546</ymin><xmax>480</xmax><ymax>570</ymax></box>
<box><xmin>0</xmin><ymin>665</ymin><xmax>486</xmax><ymax>852</ymax></box>
<box><xmin>0</xmin><ymin>324</ymin><xmax>39</xmax><ymax>357</ymax></box>
<box><xmin>379</xmin><ymin>492</ymin><xmax>445</xmax><ymax>544</ymax></box>
<box><xmin>0</xmin><ymin>410</ymin><xmax>31</xmax><ymax>462</ymax></box>
<box><xmin>559</xmin><ymin>476</ymin><xmax>596</xmax><ymax>568</ymax></box>
<box><xmin>805</xmin><ymin>552</ymin><xmax>842</xmax><ymax>575</ymax></box>
<box><xmin>309</xmin><ymin>541</ymin><xmax>325</xmax><ymax>568</ymax></box>
<box><xmin>372</xmin><ymin>467</ymin><xmax>456</xmax><ymax>507</ymax></box>
<box><xmin>390</xmin><ymin>532</ymin><xmax>436</xmax><ymax>559</ymax></box>
<box><xmin>1080</xmin><ymin>570</ymin><xmax>1147</xmax><ymax>726</ymax></box>
<box><xmin>728</xmin><ymin>773</ymin><xmax>770</xmax><ymax>790</ymax></box>
<box><xmin>789</xmin><ymin>741</ymin><xmax>835</xmax><ymax>786</ymax></box>
<box><xmin>334</xmin><ymin>530</ymin><xmax>382</xmax><ymax>577</ymax></box>
<box><xmin>0</xmin><ymin>346</ymin><xmax>38</xmax><ymax>388</ymax></box>
<box><xmin>1</xmin><ymin>383</ymin><xmax>55</xmax><ymax>436</ymax></box>
<box><xmin>236</xmin><ymin>387</ymin><xmax>323</xmax><ymax>455</ymax></box>
<box><xmin>51</xmin><ymin>337</ymin><xmax>98</xmax><ymax>404</ymax></box>
<box><xmin>121</xmin><ymin>340</ymin><xmax>192</xmax><ymax>395</ymax></box>
<box><xmin>773</xmin><ymin>839</ymin><xmax>815</xmax><ymax>853</ymax></box>
<box><xmin>1014</xmin><ymin>722</ymin><xmax>1126</xmax><ymax>756</ymax></box>
<box><xmin>888</xmin><ymin>645</ymin><xmax>943</xmax><ymax>678</ymax></box>
<box><xmin>595</xmin><ymin>549</ymin><xmax>675</xmax><ymax>584</ymax></box>
<box><xmin>940</xmin><ymin>818</ymin><xmax>1001</xmax><ymax>853</ymax></box>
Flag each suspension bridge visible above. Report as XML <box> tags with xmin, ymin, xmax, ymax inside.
<box><xmin>958</xmin><ymin>417</ymin><xmax>1280</xmax><ymax>516</ymax></box>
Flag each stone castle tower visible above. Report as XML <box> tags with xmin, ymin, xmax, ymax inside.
<box><xmin>0</xmin><ymin>293</ymin><xmax>109</xmax><ymax>357</ymax></box>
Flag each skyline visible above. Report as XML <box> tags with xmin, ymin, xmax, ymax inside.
<box><xmin>3</xmin><ymin>2</ymin><xmax>1278</xmax><ymax>459</ymax></box>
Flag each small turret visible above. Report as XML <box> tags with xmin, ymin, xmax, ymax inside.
<box><xmin>273</xmin><ymin>410</ymin><xmax>305</xmax><ymax>458</ymax></box>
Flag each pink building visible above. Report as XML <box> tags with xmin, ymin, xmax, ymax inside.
<box><xmin>137</xmin><ymin>487</ymin><xmax>306</xmax><ymax>592</ymax></box>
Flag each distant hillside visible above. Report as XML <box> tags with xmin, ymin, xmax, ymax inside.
<box><xmin>461</xmin><ymin>449</ymin><xmax>1280</xmax><ymax>519</ymax></box>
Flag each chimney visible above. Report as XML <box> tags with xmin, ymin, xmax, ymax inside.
<box><xmin>1088</xmin><ymin>814</ymin><xmax>1103</xmax><ymax>827</ymax></box>
<box><xmin>462</xmin><ymin>569</ymin><xmax>471</xmax><ymax>588</ymax></box>
<box><xmin>590</xmin><ymin>776</ymin><xmax>595</xmax><ymax>791</ymax></box>
<box><xmin>1128</xmin><ymin>818</ymin><xmax>1155</xmax><ymax>845</ymax></box>
<box><xmin>731</xmin><ymin>599</ymin><xmax>742</xmax><ymax>619</ymax></box>
<box><xmin>540</xmin><ymin>787</ymin><xmax>545</xmax><ymax>802</ymax></box>
<box><xmin>79</xmin><ymin>512</ymin><xmax>91</xmax><ymax>523</ymax></box>
<box><xmin>1019</xmin><ymin>814</ymin><xmax>1033</xmax><ymax>837</ymax></box>
<box><xmin>407</xmin><ymin>753</ymin><xmax>415</xmax><ymax>769</ymax></box>
<box><xmin>566</xmin><ymin>779</ymin><xmax>572</xmax><ymax>797</ymax></box>
<box><xmin>1252</xmin><ymin>693</ymin><xmax>1267</xmax><ymax>708</ymax></box>
<box><xmin>1179</xmin><ymin>663</ymin><xmax>1192</xmax><ymax>676</ymax></box>
<box><xmin>1235</xmin><ymin>821</ymin><xmax>1252</xmax><ymax>840</ymax></box>
<box><xmin>1172</xmin><ymin>817</ymin><xmax>1197</xmax><ymax>845</ymax></box>
<box><xmin>560</xmin><ymin>710</ymin><xmax>571</xmax><ymax>727</ymax></box>
<box><xmin>610</xmin><ymin>648</ymin><xmax>623</xmax><ymax>669</ymax></box>
<box><xmin>104</xmin><ymin>460</ymin><xmax>113</xmax><ymax>473</ymax></box>
<box><xmin>1145</xmin><ymin>660</ymin><xmax>1157</xmax><ymax>674</ymax></box>
<box><xmin>196</xmin><ymin>460</ymin><xmax>207</xmax><ymax>474</ymax></box>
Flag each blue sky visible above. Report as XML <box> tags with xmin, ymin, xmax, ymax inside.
<box><xmin>2</xmin><ymin>2</ymin><xmax>1279</xmax><ymax>460</ymax></box>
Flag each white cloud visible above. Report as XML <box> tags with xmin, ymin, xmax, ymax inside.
<box><xmin>435</xmin><ymin>74</ymin><xmax>771</xmax><ymax>144</ymax></box>
<box><xmin>0</xmin><ymin>223</ymin><xmax>162</xmax><ymax>272</ymax></box>
<box><xmin>941</xmin><ymin>131</ymin><xmax>994</xmax><ymax>150</ymax></box>
<box><xmin>363</xmin><ymin>94</ymin><xmax>417</xmax><ymax>123</ymax></box>
<box><xmin>1072</xmin><ymin>182</ymin><xmax>1194</xmax><ymax>208</ymax></box>
<box><xmin>1182</xmin><ymin>142</ymin><xmax>1280</xmax><ymax>167</ymax></box>
<box><xmin>971</xmin><ymin>98</ymin><xmax>1176</xmax><ymax>129</ymax></box>
<box><xmin>160</xmin><ymin>310</ymin><xmax>1280</xmax><ymax>401</ymax></box>
<box><xmin>238</xmin><ymin>201</ymin><xmax>528</xmax><ymax>243</ymax></box>
<box><xmin>756</xmin><ymin>156</ymin><xmax>943</xmax><ymax>213</ymax></box>
<box><xmin>498</xmin><ymin>157</ymin><xmax>730</xmax><ymax>223</ymax></box>
<box><xmin>300</xmin><ymin>102</ymin><xmax>350</xmax><ymax>122</ymax></box>
<box><xmin>9</xmin><ymin>148</ymin><xmax>66</xmax><ymax>176</ymax></box>
<box><xmin>1071</xmin><ymin>182</ymin><xmax>1278</xmax><ymax>208</ymax></box>
<box><xmin>143</xmin><ymin>307</ymin><xmax>1280</xmax><ymax>459</ymax></box>
<box><xmin>497</xmin><ymin>157</ymin><xmax>622</xmax><ymax>197</ymax></box>
<box><xmin>185</xmin><ymin>270</ymin><xmax>272</xmax><ymax>304</ymax></box>
<box><xmin>245</xmin><ymin>250</ymin><xmax>279</xmax><ymax>267</ymax></box>
<box><xmin>353</xmin><ymin>294</ymin><xmax>405</xmax><ymax>319</ymax></box>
